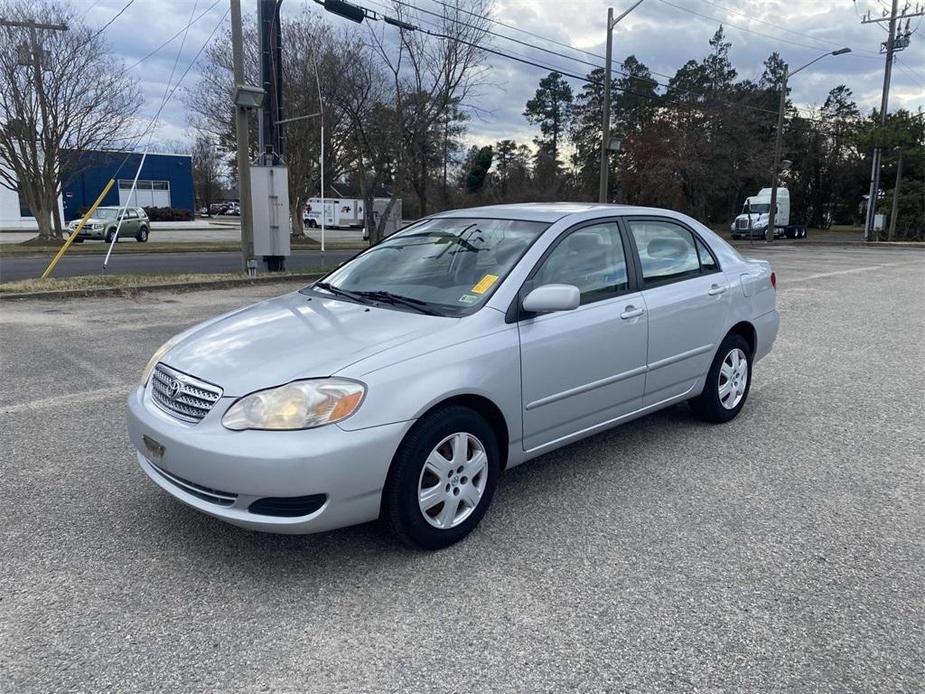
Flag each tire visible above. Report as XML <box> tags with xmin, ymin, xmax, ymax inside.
<box><xmin>72</xmin><ymin>236</ymin><xmax>83</xmax><ymax>244</ymax></box>
<box><xmin>382</xmin><ymin>405</ymin><xmax>500</xmax><ymax>550</ymax></box>
<box><xmin>136</xmin><ymin>226</ymin><xmax>148</xmax><ymax>242</ymax></box>
<box><xmin>689</xmin><ymin>333</ymin><xmax>753</xmax><ymax>423</ymax></box>
<box><xmin>105</xmin><ymin>229</ymin><xmax>116</xmax><ymax>244</ymax></box>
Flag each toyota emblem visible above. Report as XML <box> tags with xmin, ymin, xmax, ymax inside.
<box><xmin>168</xmin><ymin>379</ymin><xmax>183</xmax><ymax>400</ymax></box>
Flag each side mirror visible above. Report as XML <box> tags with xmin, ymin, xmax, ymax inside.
<box><xmin>522</xmin><ymin>284</ymin><xmax>580</xmax><ymax>314</ymax></box>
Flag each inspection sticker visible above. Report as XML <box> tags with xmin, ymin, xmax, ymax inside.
<box><xmin>471</xmin><ymin>274</ymin><xmax>499</xmax><ymax>294</ymax></box>
<box><xmin>458</xmin><ymin>294</ymin><xmax>478</xmax><ymax>304</ymax></box>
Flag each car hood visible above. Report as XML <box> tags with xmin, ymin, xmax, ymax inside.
<box><xmin>160</xmin><ymin>290</ymin><xmax>452</xmax><ymax>396</ymax></box>
<box><xmin>71</xmin><ymin>217</ymin><xmax>108</xmax><ymax>227</ymax></box>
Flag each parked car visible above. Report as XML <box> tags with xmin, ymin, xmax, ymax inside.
<box><xmin>128</xmin><ymin>203</ymin><xmax>779</xmax><ymax>549</ymax></box>
<box><xmin>68</xmin><ymin>206</ymin><xmax>149</xmax><ymax>243</ymax></box>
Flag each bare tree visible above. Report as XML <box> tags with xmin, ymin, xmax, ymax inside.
<box><xmin>0</xmin><ymin>0</ymin><xmax>141</xmax><ymax>240</ymax></box>
<box><xmin>191</xmin><ymin>134</ymin><xmax>225</xmax><ymax>214</ymax></box>
<box><xmin>367</xmin><ymin>0</ymin><xmax>493</xmax><ymax>221</ymax></box>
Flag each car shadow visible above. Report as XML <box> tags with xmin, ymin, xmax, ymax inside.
<box><xmin>140</xmin><ymin>402</ymin><xmax>706</xmax><ymax>575</ymax></box>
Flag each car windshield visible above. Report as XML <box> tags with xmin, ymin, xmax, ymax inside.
<box><xmin>308</xmin><ymin>217</ymin><xmax>549</xmax><ymax>316</ymax></box>
<box><xmin>94</xmin><ymin>208</ymin><xmax>121</xmax><ymax>219</ymax></box>
<box><xmin>744</xmin><ymin>203</ymin><xmax>770</xmax><ymax>214</ymax></box>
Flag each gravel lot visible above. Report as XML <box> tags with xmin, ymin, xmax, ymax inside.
<box><xmin>1</xmin><ymin>245</ymin><xmax>923</xmax><ymax>692</ymax></box>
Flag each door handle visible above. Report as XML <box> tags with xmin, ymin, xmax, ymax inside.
<box><xmin>708</xmin><ymin>284</ymin><xmax>727</xmax><ymax>296</ymax></box>
<box><xmin>620</xmin><ymin>306</ymin><xmax>645</xmax><ymax>320</ymax></box>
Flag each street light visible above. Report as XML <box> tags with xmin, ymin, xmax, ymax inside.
<box><xmin>599</xmin><ymin>0</ymin><xmax>646</xmax><ymax>203</ymax></box>
<box><xmin>766</xmin><ymin>47</ymin><xmax>851</xmax><ymax>242</ymax></box>
<box><xmin>233</xmin><ymin>84</ymin><xmax>265</xmax><ymax>110</ymax></box>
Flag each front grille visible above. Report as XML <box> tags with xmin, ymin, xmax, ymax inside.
<box><xmin>148</xmin><ymin>460</ymin><xmax>237</xmax><ymax>507</ymax></box>
<box><xmin>248</xmin><ymin>495</ymin><xmax>327</xmax><ymax>518</ymax></box>
<box><xmin>736</xmin><ymin>218</ymin><xmax>750</xmax><ymax>230</ymax></box>
<box><xmin>151</xmin><ymin>363</ymin><xmax>222</xmax><ymax>423</ymax></box>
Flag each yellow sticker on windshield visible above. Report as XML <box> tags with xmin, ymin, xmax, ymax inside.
<box><xmin>471</xmin><ymin>274</ymin><xmax>499</xmax><ymax>294</ymax></box>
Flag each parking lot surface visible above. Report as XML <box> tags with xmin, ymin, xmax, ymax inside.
<box><xmin>1</xmin><ymin>245</ymin><xmax>922</xmax><ymax>692</ymax></box>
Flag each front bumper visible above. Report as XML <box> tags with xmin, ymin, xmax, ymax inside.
<box><xmin>126</xmin><ymin>384</ymin><xmax>411</xmax><ymax>534</ymax></box>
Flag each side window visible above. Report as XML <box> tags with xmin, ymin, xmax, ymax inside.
<box><xmin>126</xmin><ymin>209</ymin><xmax>138</xmax><ymax>219</ymax></box>
<box><xmin>533</xmin><ymin>222</ymin><xmax>628</xmax><ymax>305</ymax></box>
<box><xmin>696</xmin><ymin>237</ymin><xmax>718</xmax><ymax>273</ymax></box>
<box><xmin>628</xmin><ymin>219</ymin><xmax>701</xmax><ymax>285</ymax></box>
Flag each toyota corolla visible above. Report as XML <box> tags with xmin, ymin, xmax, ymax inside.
<box><xmin>127</xmin><ymin>203</ymin><xmax>779</xmax><ymax>549</ymax></box>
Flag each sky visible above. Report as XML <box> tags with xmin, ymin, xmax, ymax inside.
<box><xmin>76</xmin><ymin>0</ymin><xmax>925</xmax><ymax>151</ymax></box>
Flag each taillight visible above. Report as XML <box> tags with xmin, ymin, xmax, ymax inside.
<box><xmin>770</xmin><ymin>272</ymin><xmax>777</xmax><ymax>289</ymax></box>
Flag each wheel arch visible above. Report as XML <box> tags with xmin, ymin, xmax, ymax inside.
<box><xmin>414</xmin><ymin>394</ymin><xmax>511</xmax><ymax>471</ymax></box>
<box><xmin>727</xmin><ymin>320</ymin><xmax>757</xmax><ymax>356</ymax></box>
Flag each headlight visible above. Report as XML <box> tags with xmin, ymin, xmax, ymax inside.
<box><xmin>141</xmin><ymin>334</ymin><xmax>184</xmax><ymax>385</ymax></box>
<box><xmin>222</xmin><ymin>379</ymin><xmax>365</xmax><ymax>431</ymax></box>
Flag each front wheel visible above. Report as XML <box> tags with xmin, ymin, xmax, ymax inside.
<box><xmin>689</xmin><ymin>333</ymin><xmax>752</xmax><ymax>423</ymax></box>
<box><xmin>382</xmin><ymin>406</ymin><xmax>499</xmax><ymax>550</ymax></box>
<box><xmin>105</xmin><ymin>229</ymin><xmax>116</xmax><ymax>244</ymax></box>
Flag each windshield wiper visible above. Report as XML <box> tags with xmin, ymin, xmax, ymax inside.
<box><xmin>313</xmin><ymin>281</ymin><xmax>370</xmax><ymax>304</ymax></box>
<box><xmin>354</xmin><ymin>290</ymin><xmax>443</xmax><ymax>316</ymax></box>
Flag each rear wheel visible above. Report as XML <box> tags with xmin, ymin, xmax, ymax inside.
<box><xmin>382</xmin><ymin>406</ymin><xmax>499</xmax><ymax>550</ymax></box>
<box><xmin>689</xmin><ymin>333</ymin><xmax>752</xmax><ymax>423</ymax></box>
<box><xmin>135</xmin><ymin>226</ymin><xmax>148</xmax><ymax>242</ymax></box>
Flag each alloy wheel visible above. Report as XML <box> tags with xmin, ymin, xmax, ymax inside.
<box><xmin>417</xmin><ymin>432</ymin><xmax>488</xmax><ymax>529</ymax></box>
<box><xmin>718</xmin><ymin>348</ymin><xmax>748</xmax><ymax>410</ymax></box>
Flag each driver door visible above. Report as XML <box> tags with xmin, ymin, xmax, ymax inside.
<box><xmin>517</xmin><ymin>220</ymin><xmax>648</xmax><ymax>452</ymax></box>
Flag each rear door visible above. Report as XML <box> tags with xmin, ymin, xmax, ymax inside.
<box><xmin>623</xmin><ymin>217</ymin><xmax>730</xmax><ymax>406</ymax></box>
<box><xmin>517</xmin><ymin>220</ymin><xmax>648</xmax><ymax>451</ymax></box>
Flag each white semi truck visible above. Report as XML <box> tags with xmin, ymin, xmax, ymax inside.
<box><xmin>730</xmin><ymin>187</ymin><xmax>807</xmax><ymax>240</ymax></box>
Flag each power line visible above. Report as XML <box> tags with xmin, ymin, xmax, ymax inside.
<box><xmin>117</xmin><ymin>0</ymin><xmax>225</xmax><ymax>77</ymax></box>
<box><xmin>895</xmin><ymin>56</ymin><xmax>925</xmax><ymax>87</ymax></box>
<box><xmin>111</xmin><ymin>6</ymin><xmax>230</xmax><ymax>178</ymax></box>
<box><xmin>367</xmin><ymin>0</ymin><xmax>824</xmax><ymax>122</ymax></box>
<box><xmin>657</xmin><ymin>0</ymin><xmax>881</xmax><ymax>56</ymax></box>
<box><xmin>388</xmin><ymin>0</ymin><xmax>605</xmax><ymax>72</ymax></box>
<box><xmin>422</xmin><ymin>0</ymin><xmax>608</xmax><ymax>64</ymax></box>
<box><xmin>87</xmin><ymin>0</ymin><xmax>135</xmax><ymax>41</ymax></box>
<box><xmin>697</xmin><ymin>0</ymin><xmax>881</xmax><ymax>56</ymax></box>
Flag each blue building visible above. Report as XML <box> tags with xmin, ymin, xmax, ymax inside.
<box><xmin>61</xmin><ymin>150</ymin><xmax>194</xmax><ymax>221</ymax></box>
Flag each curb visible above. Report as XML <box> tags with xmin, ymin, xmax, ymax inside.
<box><xmin>0</xmin><ymin>243</ymin><xmax>366</xmax><ymax>258</ymax></box>
<box><xmin>0</xmin><ymin>272</ymin><xmax>323</xmax><ymax>301</ymax></box>
<box><xmin>729</xmin><ymin>240</ymin><xmax>925</xmax><ymax>249</ymax></box>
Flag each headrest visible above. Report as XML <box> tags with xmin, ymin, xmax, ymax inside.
<box><xmin>567</xmin><ymin>233</ymin><xmax>603</xmax><ymax>253</ymax></box>
<box><xmin>647</xmin><ymin>237</ymin><xmax>689</xmax><ymax>258</ymax></box>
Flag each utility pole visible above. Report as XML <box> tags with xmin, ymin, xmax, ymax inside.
<box><xmin>599</xmin><ymin>7</ymin><xmax>614</xmax><ymax>204</ymax></box>
<box><xmin>888</xmin><ymin>147</ymin><xmax>903</xmax><ymax>240</ymax></box>
<box><xmin>598</xmin><ymin>0</ymin><xmax>645</xmax><ymax>204</ymax></box>
<box><xmin>258</xmin><ymin>0</ymin><xmax>284</xmax><ymax>164</ymax></box>
<box><xmin>860</xmin><ymin>0</ymin><xmax>924</xmax><ymax>241</ymax></box>
<box><xmin>1</xmin><ymin>18</ymin><xmax>68</xmax><ymax>235</ymax></box>
<box><xmin>230</xmin><ymin>0</ymin><xmax>257</xmax><ymax>275</ymax></box>
<box><xmin>765</xmin><ymin>67</ymin><xmax>788</xmax><ymax>243</ymax></box>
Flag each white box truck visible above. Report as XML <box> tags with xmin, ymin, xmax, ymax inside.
<box><xmin>730</xmin><ymin>187</ymin><xmax>807</xmax><ymax>240</ymax></box>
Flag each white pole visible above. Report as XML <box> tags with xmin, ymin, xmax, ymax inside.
<box><xmin>320</xmin><ymin>123</ymin><xmax>325</xmax><ymax>254</ymax></box>
<box><xmin>103</xmin><ymin>149</ymin><xmax>148</xmax><ymax>270</ymax></box>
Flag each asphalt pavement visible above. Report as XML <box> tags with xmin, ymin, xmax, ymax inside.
<box><xmin>1</xmin><ymin>245</ymin><xmax>923</xmax><ymax>691</ymax></box>
<box><xmin>0</xmin><ymin>249</ymin><xmax>360</xmax><ymax>282</ymax></box>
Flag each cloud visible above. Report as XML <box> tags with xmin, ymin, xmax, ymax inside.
<box><xmin>78</xmin><ymin>0</ymin><xmax>924</xmax><ymax>151</ymax></box>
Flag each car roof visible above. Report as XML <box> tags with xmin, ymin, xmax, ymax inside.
<box><xmin>431</xmin><ymin>202</ymin><xmax>684</xmax><ymax>223</ymax></box>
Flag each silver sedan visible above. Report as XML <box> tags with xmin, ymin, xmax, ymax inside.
<box><xmin>127</xmin><ymin>203</ymin><xmax>779</xmax><ymax>549</ymax></box>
